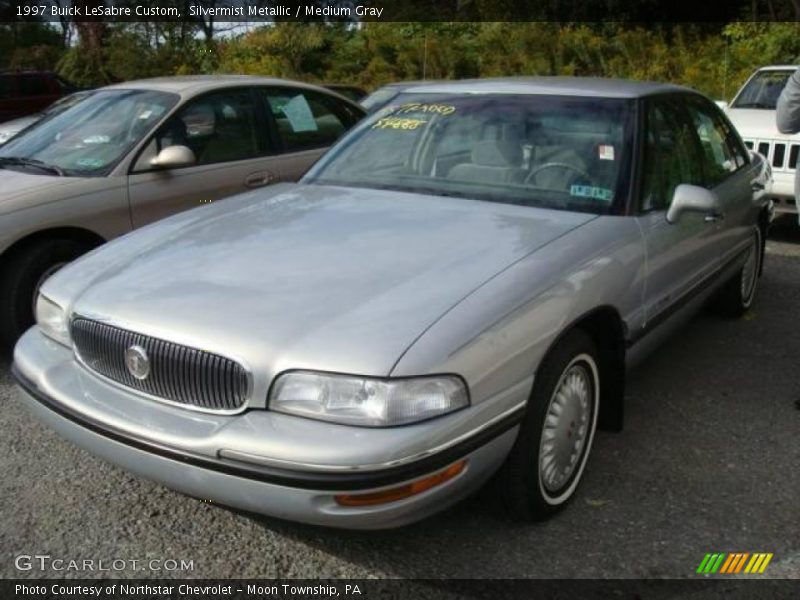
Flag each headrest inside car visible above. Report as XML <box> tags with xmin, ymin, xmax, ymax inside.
<box><xmin>472</xmin><ymin>140</ymin><xmax>522</xmax><ymax>167</ymax></box>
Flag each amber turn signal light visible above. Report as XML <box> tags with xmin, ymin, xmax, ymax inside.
<box><xmin>334</xmin><ymin>460</ymin><xmax>467</xmax><ymax>507</ymax></box>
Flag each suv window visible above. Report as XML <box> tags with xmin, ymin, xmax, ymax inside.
<box><xmin>19</xmin><ymin>75</ymin><xmax>51</xmax><ymax>97</ymax></box>
<box><xmin>686</xmin><ymin>97</ymin><xmax>749</xmax><ymax>186</ymax></box>
<box><xmin>641</xmin><ymin>96</ymin><xmax>704</xmax><ymax>212</ymax></box>
<box><xmin>731</xmin><ymin>69</ymin><xmax>793</xmax><ymax>110</ymax></box>
<box><xmin>154</xmin><ymin>89</ymin><xmax>264</xmax><ymax>166</ymax></box>
<box><xmin>263</xmin><ymin>89</ymin><xmax>350</xmax><ymax>152</ymax></box>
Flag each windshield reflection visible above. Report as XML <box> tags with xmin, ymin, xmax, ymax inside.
<box><xmin>0</xmin><ymin>89</ymin><xmax>178</xmax><ymax>177</ymax></box>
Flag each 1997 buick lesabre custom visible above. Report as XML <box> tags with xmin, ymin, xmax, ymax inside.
<box><xmin>13</xmin><ymin>79</ymin><xmax>772</xmax><ymax>528</ymax></box>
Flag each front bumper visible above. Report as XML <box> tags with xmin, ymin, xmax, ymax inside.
<box><xmin>12</xmin><ymin>329</ymin><xmax>525</xmax><ymax>529</ymax></box>
<box><xmin>767</xmin><ymin>171</ymin><xmax>797</xmax><ymax>214</ymax></box>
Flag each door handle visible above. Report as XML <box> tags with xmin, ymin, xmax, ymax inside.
<box><xmin>704</xmin><ymin>210</ymin><xmax>725</xmax><ymax>223</ymax></box>
<box><xmin>245</xmin><ymin>172</ymin><xmax>277</xmax><ymax>188</ymax></box>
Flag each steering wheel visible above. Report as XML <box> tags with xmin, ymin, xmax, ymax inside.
<box><xmin>524</xmin><ymin>162</ymin><xmax>595</xmax><ymax>187</ymax></box>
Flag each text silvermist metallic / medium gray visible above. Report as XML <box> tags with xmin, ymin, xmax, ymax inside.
<box><xmin>13</xmin><ymin>78</ymin><xmax>772</xmax><ymax>528</ymax></box>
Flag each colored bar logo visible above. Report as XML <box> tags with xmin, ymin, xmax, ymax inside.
<box><xmin>696</xmin><ymin>552</ymin><xmax>773</xmax><ymax>574</ymax></box>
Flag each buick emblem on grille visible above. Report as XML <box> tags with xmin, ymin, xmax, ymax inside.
<box><xmin>124</xmin><ymin>345</ymin><xmax>150</xmax><ymax>380</ymax></box>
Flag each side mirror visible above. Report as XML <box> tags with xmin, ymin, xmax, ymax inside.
<box><xmin>666</xmin><ymin>184</ymin><xmax>722</xmax><ymax>224</ymax></box>
<box><xmin>150</xmin><ymin>145</ymin><xmax>195</xmax><ymax>169</ymax></box>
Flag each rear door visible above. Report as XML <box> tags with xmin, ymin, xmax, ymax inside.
<box><xmin>636</xmin><ymin>94</ymin><xmax>724</xmax><ymax>328</ymax></box>
<box><xmin>258</xmin><ymin>87</ymin><xmax>361</xmax><ymax>182</ymax></box>
<box><xmin>127</xmin><ymin>87</ymin><xmax>281</xmax><ymax>228</ymax></box>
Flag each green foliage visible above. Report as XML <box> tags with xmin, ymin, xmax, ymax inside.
<box><xmin>8</xmin><ymin>21</ymin><xmax>800</xmax><ymax>99</ymax></box>
<box><xmin>0</xmin><ymin>22</ymin><xmax>63</xmax><ymax>70</ymax></box>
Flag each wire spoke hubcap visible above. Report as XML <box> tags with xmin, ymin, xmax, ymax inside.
<box><xmin>539</xmin><ymin>362</ymin><xmax>593</xmax><ymax>494</ymax></box>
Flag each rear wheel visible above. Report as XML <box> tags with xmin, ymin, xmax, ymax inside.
<box><xmin>713</xmin><ymin>227</ymin><xmax>762</xmax><ymax>317</ymax></box>
<box><xmin>498</xmin><ymin>329</ymin><xmax>600</xmax><ymax>520</ymax></box>
<box><xmin>0</xmin><ymin>239</ymin><xmax>90</xmax><ymax>350</ymax></box>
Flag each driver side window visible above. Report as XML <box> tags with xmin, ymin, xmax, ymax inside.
<box><xmin>134</xmin><ymin>89</ymin><xmax>264</xmax><ymax>172</ymax></box>
<box><xmin>641</xmin><ymin>97</ymin><xmax>704</xmax><ymax>212</ymax></box>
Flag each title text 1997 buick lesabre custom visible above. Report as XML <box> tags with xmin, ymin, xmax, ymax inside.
<box><xmin>13</xmin><ymin>79</ymin><xmax>771</xmax><ymax>528</ymax></box>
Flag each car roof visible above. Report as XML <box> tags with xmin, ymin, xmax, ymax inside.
<box><xmin>402</xmin><ymin>77</ymin><xmax>695</xmax><ymax>99</ymax></box>
<box><xmin>101</xmin><ymin>75</ymin><xmax>345</xmax><ymax>97</ymax></box>
<box><xmin>756</xmin><ymin>65</ymin><xmax>798</xmax><ymax>71</ymax></box>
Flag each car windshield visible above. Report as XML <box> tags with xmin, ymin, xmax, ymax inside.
<box><xmin>732</xmin><ymin>69</ymin><xmax>795</xmax><ymax>109</ymax></box>
<box><xmin>0</xmin><ymin>89</ymin><xmax>178</xmax><ymax>177</ymax></box>
<box><xmin>361</xmin><ymin>87</ymin><xmax>402</xmax><ymax>112</ymax></box>
<box><xmin>305</xmin><ymin>92</ymin><xmax>632</xmax><ymax>214</ymax></box>
<box><xmin>43</xmin><ymin>90</ymin><xmax>95</xmax><ymax>116</ymax></box>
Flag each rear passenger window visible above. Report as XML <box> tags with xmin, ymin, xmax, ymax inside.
<box><xmin>263</xmin><ymin>89</ymin><xmax>349</xmax><ymax>152</ymax></box>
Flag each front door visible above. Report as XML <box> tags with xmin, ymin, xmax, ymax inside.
<box><xmin>636</xmin><ymin>95</ymin><xmax>724</xmax><ymax>329</ymax></box>
<box><xmin>126</xmin><ymin>87</ymin><xmax>281</xmax><ymax>229</ymax></box>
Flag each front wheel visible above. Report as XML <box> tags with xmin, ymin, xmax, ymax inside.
<box><xmin>497</xmin><ymin>329</ymin><xmax>600</xmax><ymax>520</ymax></box>
<box><xmin>713</xmin><ymin>227</ymin><xmax>762</xmax><ymax>318</ymax></box>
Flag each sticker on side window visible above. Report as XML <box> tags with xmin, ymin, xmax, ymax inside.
<box><xmin>570</xmin><ymin>185</ymin><xmax>614</xmax><ymax>202</ymax></box>
<box><xmin>281</xmin><ymin>95</ymin><xmax>318</xmax><ymax>133</ymax></box>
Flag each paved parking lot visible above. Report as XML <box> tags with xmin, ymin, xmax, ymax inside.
<box><xmin>1</xmin><ymin>218</ymin><xmax>799</xmax><ymax>580</ymax></box>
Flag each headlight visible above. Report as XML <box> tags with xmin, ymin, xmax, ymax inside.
<box><xmin>270</xmin><ymin>371</ymin><xmax>469</xmax><ymax>427</ymax></box>
<box><xmin>35</xmin><ymin>294</ymin><xmax>70</xmax><ymax>346</ymax></box>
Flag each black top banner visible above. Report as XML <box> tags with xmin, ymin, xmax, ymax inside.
<box><xmin>2</xmin><ymin>0</ymin><xmax>800</xmax><ymax>23</ymax></box>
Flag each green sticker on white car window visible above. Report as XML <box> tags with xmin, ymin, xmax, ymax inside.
<box><xmin>570</xmin><ymin>185</ymin><xmax>613</xmax><ymax>202</ymax></box>
<box><xmin>75</xmin><ymin>158</ymin><xmax>104</xmax><ymax>168</ymax></box>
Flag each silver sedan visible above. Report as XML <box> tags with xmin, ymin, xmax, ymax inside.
<box><xmin>13</xmin><ymin>78</ymin><xmax>771</xmax><ymax>529</ymax></box>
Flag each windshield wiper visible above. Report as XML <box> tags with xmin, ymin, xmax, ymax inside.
<box><xmin>0</xmin><ymin>157</ymin><xmax>64</xmax><ymax>176</ymax></box>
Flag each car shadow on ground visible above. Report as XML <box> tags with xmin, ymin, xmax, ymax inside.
<box><xmin>768</xmin><ymin>213</ymin><xmax>800</xmax><ymax>244</ymax></box>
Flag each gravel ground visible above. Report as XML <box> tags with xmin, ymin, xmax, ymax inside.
<box><xmin>1</xmin><ymin>218</ymin><xmax>799</xmax><ymax>581</ymax></box>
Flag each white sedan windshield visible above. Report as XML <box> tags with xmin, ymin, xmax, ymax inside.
<box><xmin>305</xmin><ymin>93</ymin><xmax>632</xmax><ymax>214</ymax></box>
<box><xmin>0</xmin><ymin>89</ymin><xmax>178</xmax><ymax>177</ymax></box>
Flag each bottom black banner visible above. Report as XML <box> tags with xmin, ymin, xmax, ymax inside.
<box><xmin>3</xmin><ymin>579</ymin><xmax>800</xmax><ymax>600</ymax></box>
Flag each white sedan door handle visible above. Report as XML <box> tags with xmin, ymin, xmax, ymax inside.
<box><xmin>245</xmin><ymin>172</ymin><xmax>277</xmax><ymax>188</ymax></box>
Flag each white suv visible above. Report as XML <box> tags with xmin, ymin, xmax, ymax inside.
<box><xmin>724</xmin><ymin>65</ymin><xmax>798</xmax><ymax>215</ymax></box>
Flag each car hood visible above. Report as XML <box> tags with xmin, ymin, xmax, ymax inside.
<box><xmin>0</xmin><ymin>114</ymin><xmax>39</xmax><ymax>134</ymax></box>
<box><xmin>55</xmin><ymin>183</ymin><xmax>595</xmax><ymax>399</ymax></box>
<box><xmin>0</xmin><ymin>168</ymin><xmax>105</xmax><ymax>214</ymax></box>
<box><xmin>726</xmin><ymin>107</ymin><xmax>800</xmax><ymax>140</ymax></box>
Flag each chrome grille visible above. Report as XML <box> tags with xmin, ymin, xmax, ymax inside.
<box><xmin>743</xmin><ymin>138</ymin><xmax>800</xmax><ymax>171</ymax></box>
<box><xmin>71</xmin><ymin>318</ymin><xmax>249</xmax><ymax>412</ymax></box>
